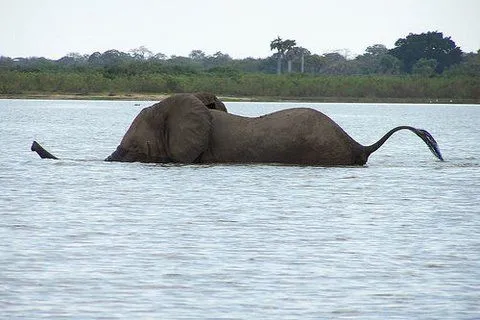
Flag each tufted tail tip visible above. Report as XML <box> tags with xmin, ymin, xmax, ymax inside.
<box><xmin>417</xmin><ymin>129</ymin><xmax>444</xmax><ymax>161</ymax></box>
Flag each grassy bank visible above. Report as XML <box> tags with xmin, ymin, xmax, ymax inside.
<box><xmin>1</xmin><ymin>71</ymin><xmax>479</xmax><ymax>103</ymax></box>
<box><xmin>1</xmin><ymin>92</ymin><xmax>476</xmax><ymax>104</ymax></box>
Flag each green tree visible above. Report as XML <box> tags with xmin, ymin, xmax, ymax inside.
<box><xmin>87</xmin><ymin>50</ymin><xmax>131</xmax><ymax>67</ymax></box>
<box><xmin>412</xmin><ymin>58</ymin><xmax>438</xmax><ymax>76</ymax></box>
<box><xmin>151</xmin><ymin>52</ymin><xmax>167</xmax><ymax>60</ymax></box>
<box><xmin>0</xmin><ymin>56</ymin><xmax>15</xmax><ymax>69</ymax></box>
<box><xmin>189</xmin><ymin>50</ymin><xmax>207</xmax><ymax>61</ymax></box>
<box><xmin>285</xmin><ymin>46</ymin><xmax>310</xmax><ymax>73</ymax></box>
<box><xmin>320</xmin><ymin>52</ymin><xmax>349</xmax><ymax>74</ymax></box>
<box><xmin>270</xmin><ymin>37</ymin><xmax>296</xmax><ymax>74</ymax></box>
<box><xmin>379</xmin><ymin>54</ymin><xmax>401</xmax><ymax>74</ymax></box>
<box><xmin>390</xmin><ymin>31</ymin><xmax>463</xmax><ymax>73</ymax></box>
<box><xmin>445</xmin><ymin>50</ymin><xmax>480</xmax><ymax>77</ymax></box>
<box><xmin>304</xmin><ymin>54</ymin><xmax>325</xmax><ymax>74</ymax></box>
<box><xmin>365</xmin><ymin>44</ymin><xmax>388</xmax><ymax>56</ymax></box>
<box><xmin>354</xmin><ymin>44</ymin><xmax>400</xmax><ymax>74</ymax></box>
<box><xmin>205</xmin><ymin>51</ymin><xmax>232</xmax><ymax>69</ymax></box>
<box><xmin>129</xmin><ymin>46</ymin><xmax>153</xmax><ymax>60</ymax></box>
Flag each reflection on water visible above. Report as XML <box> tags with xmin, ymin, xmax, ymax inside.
<box><xmin>1</xmin><ymin>100</ymin><xmax>479</xmax><ymax>319</ymax></box>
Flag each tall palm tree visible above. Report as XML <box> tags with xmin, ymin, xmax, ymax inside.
<box><xmin>270</xmin><ymin>37</ymin><xmax>296</xmax><ymax>74</ymax></box>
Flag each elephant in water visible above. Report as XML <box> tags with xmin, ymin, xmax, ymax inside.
<box><xmin>32</xmin><ymin>93</ymin><xmax>443</xmax><ymax>165</ymax></box>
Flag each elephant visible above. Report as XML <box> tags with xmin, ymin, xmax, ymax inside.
<box><xmin>31</xmin><ymin>93</ymin><xmax>443</xmax><ymax>165</ymax></box>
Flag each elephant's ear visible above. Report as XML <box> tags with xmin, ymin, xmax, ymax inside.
<box><xmin>193</xmin><ymin>92</ymin><xmax>228</xmax><ymax>112</ymax></box>
<box><xmin>165</xmin><ymin>94</ymin><xmax>212</xmax><ymax>163</ymax></box>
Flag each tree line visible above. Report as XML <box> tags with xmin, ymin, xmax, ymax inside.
<box><xmin>0</xmin><ymin>31</ymin><xmax>479</xmax><ymax>102</ymax></box>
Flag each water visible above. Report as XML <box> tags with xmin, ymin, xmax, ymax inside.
<box><xmin>1</xmin><ymin>99</ymin><xmax>479</xmax><ymax>319</ymax></box>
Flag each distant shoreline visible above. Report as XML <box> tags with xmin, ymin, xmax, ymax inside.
<box><xmin>1</xmin><ymin>92</ymin><xmax>478</xmax><ymax>104</ymax></box>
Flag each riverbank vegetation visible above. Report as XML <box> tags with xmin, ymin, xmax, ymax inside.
<box><xmin>1</xmin><ymin>31</ymin><xmax>479</xmax><ymax>103</ymax></box>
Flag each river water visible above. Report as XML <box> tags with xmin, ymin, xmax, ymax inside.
<box><xmin>1</xmin><ymin>99</ymin><xmax>479</xmax><ymax>319</ymax></box>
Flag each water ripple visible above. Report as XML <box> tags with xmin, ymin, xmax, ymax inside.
<box><xmin>1</xmin><ymin>100</ymin><xmax>479</xmax><ymax>319</ymax></box>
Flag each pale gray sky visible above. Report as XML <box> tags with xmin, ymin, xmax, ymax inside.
<box><xmin>1</xmin><ymin>0</ymin><xmax>479</xmax><ymax>59</ymax></box>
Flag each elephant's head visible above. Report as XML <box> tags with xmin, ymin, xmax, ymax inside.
<box><xmin>105</xmin><ymin>93</ymin><xmax>224</xmax><ymax>163</ymax></box>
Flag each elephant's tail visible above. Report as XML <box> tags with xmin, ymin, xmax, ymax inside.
<box><xmin>364</xmin><ymin>126</ymin><xmax>444</xmax><ymax>161</ymax></box>
<box><xmin>31</xmin><ymin>141</ymin><xmax>58</xmax><ymax>159</ymax></box>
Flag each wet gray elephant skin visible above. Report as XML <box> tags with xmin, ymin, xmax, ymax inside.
<box><xmin>32</xmin><ymin>93</ymin><xmax>444</xmax><ymax>165</ymax></box>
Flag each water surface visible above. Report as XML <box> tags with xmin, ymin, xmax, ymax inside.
<box><xmin>1</xmin><ymin>99</ymin><xmax>479</xmax><ymax>319</ymax></box>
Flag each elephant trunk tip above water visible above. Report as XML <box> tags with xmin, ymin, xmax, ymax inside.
<box><xmin>31</xmin><ymin>93</ymin><xmax>444</xmax><ymax>166</ymax></box>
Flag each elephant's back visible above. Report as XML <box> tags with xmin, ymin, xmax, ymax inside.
<box><xmin>203</xmin><ymin>108</ymin><xmax>363</xmax><ymax>165</ymax></box>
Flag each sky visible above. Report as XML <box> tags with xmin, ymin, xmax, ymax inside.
<box><xmin>1</xmin><ymin>0</ymin><xmax>479</xmax><ymax>60</ymax></box>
